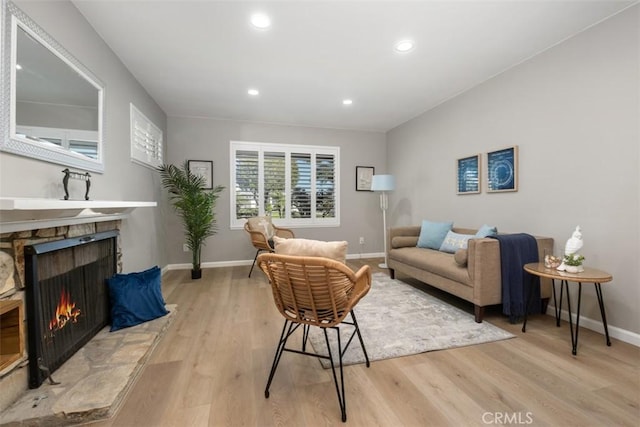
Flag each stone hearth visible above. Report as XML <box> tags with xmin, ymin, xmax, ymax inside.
<box><xmin>0</xmin><ymin>305</ymin><xmax>176</xmax><ymax>426</ymax></box>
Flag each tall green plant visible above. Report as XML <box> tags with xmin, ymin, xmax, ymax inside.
<box><xmin>158</xmin><ymin>161</ymin><xmax>224</xmax><ymax>276</ymax></box>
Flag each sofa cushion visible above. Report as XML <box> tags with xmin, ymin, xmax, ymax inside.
<box><xmin>391</xmin><ymin>236</ymin><xmax>419</xmax><ymax>248</ymax></box>
<box><xmin>454</xmin><ymin>249</ymin><xmax>468</xmax><ymax>266</ymax></box>
<box><xmin>475</xmin><ymin>224</ymin><xmax>497</xmax><ymax>238</ymax></box>
<box><xmin>273</xmin><ymin>236</ymin><xmax>348</xmax><ymax>263</ymax></box>
<box><xmin>439</xmin><ymin>230</ymin><xmax>474</xmax><ymax>253</ymax></box>
<box><xmin>389</xmin><ymin>247</ymin><xmax>471</xmax><ymax>285</ymax></box>
<box><xmin>417</xmin><ymin>220</ymin><xmax>453</xmax><ymax>250</ymax></box>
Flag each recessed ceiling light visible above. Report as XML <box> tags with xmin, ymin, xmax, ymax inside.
<box><xmin>342</xmin><ymin>99</ymin><xmax>353</xmax><ymax>106</ymax></box>
<box><xmin>248</xmin><ymin>88</ymin><xmax>260</xmax><ymax>96</ymax></box>
<box><xmin>251</xmin><ymin>13</ymin><xmax>271</xmax><ymax>29</ymax></box>
<box><xmin>394</xmin><ymin>40</ymin><xmax>415</xmax><ymax>53</ymax></box>
<box><xmin>15</xmin><ymin>64</ymin><xmax>22</xmax><ymax>70</ymax></box>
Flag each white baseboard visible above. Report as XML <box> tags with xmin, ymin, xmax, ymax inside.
<box><xmin>547</xmin><ymin>305</ymin><xmax>640</xmax><ymax>347</ymax></box>
<box><xmin>164</xmin><ymin>260</ymin><xmax>253</xmax><ymax>270</ymax></box>
<box><xmin>346</xmin><ymin>251</ymin><xmax>385</xmax><ymax>260</ymax></box>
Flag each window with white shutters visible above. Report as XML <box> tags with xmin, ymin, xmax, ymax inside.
<box><xmin>130</xmin><ymin>103</ymin><xmax>163</xmax><ymax>169</ymax></box>
<box><xmin>264</xmin><ymin>151</ymin><xmax>286</xmax><ymax>219</ymax></box>
<box><xmin>230</xmin><ymin>141</ymin><xmax>339</xmax><ymax>228</ymax></box>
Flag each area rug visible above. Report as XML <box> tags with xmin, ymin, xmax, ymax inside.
<box><xmin>308</xmin><ymin>273</ymin><xmax>514</xmax><ymax>367</ymax></box>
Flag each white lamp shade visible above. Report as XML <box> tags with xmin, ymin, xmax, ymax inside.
<box><xmin>371</xmin><ymin>174</ymin><xmax>395</xmax><ymax>192</ymax></box>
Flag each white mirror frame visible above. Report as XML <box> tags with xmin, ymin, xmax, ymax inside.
<box><xmin>1</xmin><ymin>1</ymin><xmax>105</xmax><ymax>173</ymax></box>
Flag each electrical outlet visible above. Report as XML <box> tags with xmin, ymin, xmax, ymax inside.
<box><xmin>359</xmin><ymin>237</ymin><xmax>365</xmax><ymax>245</ymax></box>
<box><xmin>183</xmin><ymin>243</ymin><xmax>189</xmax><ymax>252</ymax></box>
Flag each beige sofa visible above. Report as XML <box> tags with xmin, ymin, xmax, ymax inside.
<box><xmin>387</xmin><ymin>226</ymin><xmax>553</xmax><ymax>323</ymax></box>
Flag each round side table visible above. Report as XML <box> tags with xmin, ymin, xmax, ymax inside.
<box><xmin>522</xmin><ymin>262</ymin><xmax>612</xmax><ymax>355</ymax></box>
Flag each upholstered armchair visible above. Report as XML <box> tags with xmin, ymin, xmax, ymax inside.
<box><xmin>244</xmin><ymin>216</ymin><xmax>294</xmax><ymax>277</ymax></box>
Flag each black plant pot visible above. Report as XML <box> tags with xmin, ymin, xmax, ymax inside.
<box><xmin>191</xmin><ymin>268</ymin><xmax>202</xmax><ymax>280</ymax></box>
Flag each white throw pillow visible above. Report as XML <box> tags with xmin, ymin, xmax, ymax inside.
<box><xmin>247</xmin><ymin>216</ymin><xmax>275</xmax><ymax>238</ymax></box>
<box><xmin>273</xmin><ymin>236</ymin><xmax>348</xmax><ymax>263</ymax></box>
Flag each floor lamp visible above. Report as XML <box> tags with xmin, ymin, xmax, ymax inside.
<box><xmin>371</xmin><ymin>174</ymin><xmax>395</xmax><ymax>269</ymax></box>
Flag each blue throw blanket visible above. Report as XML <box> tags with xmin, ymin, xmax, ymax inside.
<box><xmin>489</xmin><ymin>233</ymin><xmax>541</xmax><ymax>323</ymax></box>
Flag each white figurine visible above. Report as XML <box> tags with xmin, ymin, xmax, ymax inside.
<box><xmin>557</xmin><ymin>226</ymin><xmax>584</xmax><ymax>271</ymax></box>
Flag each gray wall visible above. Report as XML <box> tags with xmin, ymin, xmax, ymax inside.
<box><xmin>165</xmin><ymin>116</ymin><xmax>387</xmax><ymax>265</ymax></box>
<box><xmin>387</xmin><ymin>6</ymin><xmax>639</xmax><ymax>334</ymax></box>
<box><xmin>1</xmin><ymin>1</ymin><xmax>167</xmax><ymax>272</ymax></box>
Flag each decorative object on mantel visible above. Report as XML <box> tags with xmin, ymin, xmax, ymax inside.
<box><xmin>557</xmin><ymin>226</ymin><xmax>584</xmax><ymax>272</ymax></box>
<box><xmin>61</xmin><ymin>168</ymin><xmax>91</xmax><ymax>200</ymax></box>
<box><xmin>158</xmin><ymin>161</ymin><xmax>224</xmax><ymax>279</ymax></box>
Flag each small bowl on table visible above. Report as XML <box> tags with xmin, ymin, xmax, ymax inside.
<box><xmin>544</xmin><ymin>254</ymin><xmax>562</xmax><ymax>269</ymax></box>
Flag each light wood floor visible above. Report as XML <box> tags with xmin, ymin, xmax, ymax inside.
<box><xmin>87</xmin><ymin>259</ymin><xmax>639</xmax><ymax>427</ymax></box>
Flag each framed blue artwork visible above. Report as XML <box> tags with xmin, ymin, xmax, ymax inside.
<box><xmin>487</xmin><ymin>146</ymin><xmax>518</xmax><ymax>192</ymax></box>
<box><xmin>457</xmin><ymin>154</ymin><xmax>480</xmax><ymax>194</ymax></box>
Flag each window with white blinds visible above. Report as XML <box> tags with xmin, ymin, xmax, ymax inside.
<box><xmin>230</xmin><ymin>141</ymin><xmax>340</xmax><ymax>228</ymax></box>
<box><xmin>130</xmin><ymin>103</ymin><xmax>163</xmax><ymax>169</ymax></box>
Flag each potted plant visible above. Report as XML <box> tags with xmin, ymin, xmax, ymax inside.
<box><xmin>563</xmin><ymin>253</ymin><xmax>585</xmax><ymax>274</ymax></box>
<box><xmin>158</xmin><ymin>161</ymin><xmax>224</xmax><ymax>279</ymax></box>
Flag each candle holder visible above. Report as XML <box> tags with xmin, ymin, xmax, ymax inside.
<box><xmin>62</xmin><ymin>168</ymin><xmax>91</xmax><ymax>200</ymax></box>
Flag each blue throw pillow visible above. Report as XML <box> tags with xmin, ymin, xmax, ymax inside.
<box><xmin>114</xmin><ymin>266</ymin><xmax>167</xmax><ymax>305</ymax></box>
<box><xmin>417</xmin><ymin>220</ymin><xmax>454</xmax><ymax>250</ymax></box>
<box><xmin>476</xmin><ymin>224</ymin><xmax>498</xmax><ymax>238</ymax></box>
<box><xmin>108</xmin><ymin>266</ymin><xmax>168</xmax><ymax>332</ymax></box>
<box><xmin>439</xmin><ymin>230</ymin><xmax>474</xmax><ymax>253</ymax></box>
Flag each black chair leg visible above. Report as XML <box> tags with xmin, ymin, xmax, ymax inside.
<box><xmin>248</xmin><ymin>249</ymin><xmax>261</xmax><ymax>277</ymax></box>
<box><xmin>302</xmin><ymin>324</ymin><xmax>310</xmax><ymax>352</ymax></box>
<box><xmin>350</xmin><ymin>310</ymin><xmax>370</xmax><ymax>368</ymax></box>
<box><xmin>324</xmin><ymin>327</ymin><xmax>347</xmax><ymax>422</ymax></box>
<box><xmin>264</xmin><ymin>320</ymin><xmax>293</xmax><ymax>398</ymax></box>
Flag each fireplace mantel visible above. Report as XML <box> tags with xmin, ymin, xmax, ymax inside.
<box><xmin>0</xmin><ymin>197</ymin><xmax>157</xmax><ymax>233</ymax></box>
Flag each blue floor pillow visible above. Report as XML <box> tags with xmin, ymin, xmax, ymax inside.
<box><xmin>108</xmin><ymin>266</ymin><xmax>168</xmax><ymax>331</ymax></box>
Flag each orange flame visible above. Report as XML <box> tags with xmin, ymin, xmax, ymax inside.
<box><xmin>49</xmin><ymin>288</ymin><xmax>81</xmax><ymax>332</ymax></box>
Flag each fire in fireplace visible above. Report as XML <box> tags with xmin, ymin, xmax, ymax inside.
<box><xmin>49</xmin><ymin>287</ymin><xmax>81</xmax><ymax>334</ymax></box>
<box><xmin>24</xmin><ymin>230</ymin><xmax>118</xmax><ymax>388</ymax></box>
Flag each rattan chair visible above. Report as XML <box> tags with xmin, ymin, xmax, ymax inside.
<box><xmin>244</xmin><ymin>217</ymin><xmax>294</xmax><ymax>277</ymax></box>
<box><xmin>257</xmin><ymin>253</ymin><xmax>371</xmax><ymax>422</ymax></box>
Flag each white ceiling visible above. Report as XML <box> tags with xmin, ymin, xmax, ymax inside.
<box><xmin>72</xmin><ymin>1</ymin><xmax>635</xmax><ymax>132</ymax></box>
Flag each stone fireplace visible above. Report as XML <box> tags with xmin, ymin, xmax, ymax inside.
<box><xmin>0</xmin><ymin>197</ymin><xmax>157</xmax><ymax>418</ymax></box>
<box><xmin>0</xmin><ymin>220</ymin><xmax>122</xmax><ymax>411</ymax></box>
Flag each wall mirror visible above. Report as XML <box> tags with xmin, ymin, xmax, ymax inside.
<box><xmin>1</xmin><ymin>1</ymin><xmax>105</xmax><ymax>173</ymax></box>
